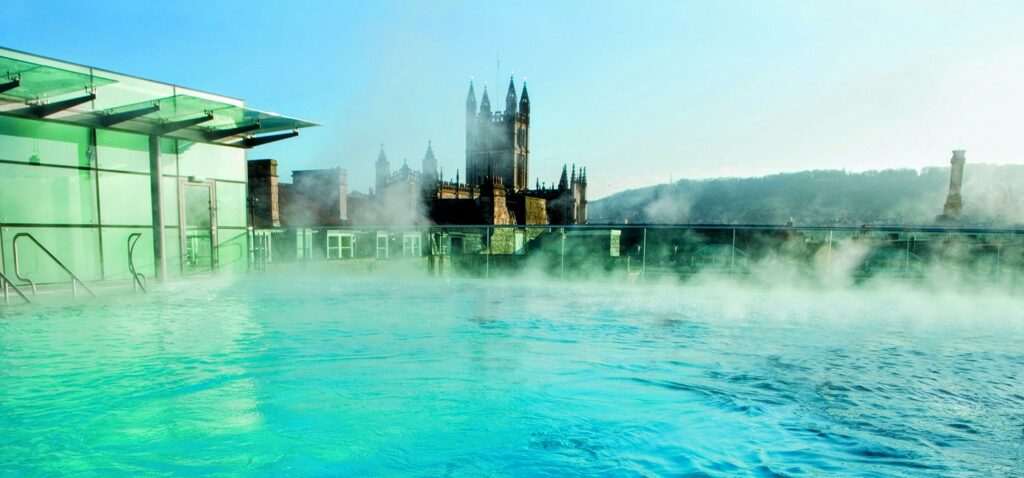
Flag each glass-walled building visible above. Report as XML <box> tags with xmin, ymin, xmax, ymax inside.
<box><xmin>0</xmin><ymin>47</ymin><xmax>316</xmax><ymax>287</ymax></box>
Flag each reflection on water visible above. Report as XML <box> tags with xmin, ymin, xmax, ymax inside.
<box><xmin>1</xmin><ymin>276</ymin><xmax>1022</xmax><ymax>476</ymax></box>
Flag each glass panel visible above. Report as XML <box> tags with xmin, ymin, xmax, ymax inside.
<box><xmin>215</xmin><ymin>181</ymin><xmax>247</xmax><ymax>228</ymax></box>
<box><xmin>0</xmin><ymin>162</ymin><xmax>97</xmax><ymax>225</ymax></box>
<box><xmin>164</xmin><ymin>227</ymin><xmax>182</xmax><ymax>277</ymax></box>
<box><xmin>205</xmin><ymin>105</ymin><xmax>319</xmax><ymax>134</ymax></box>
<box><xmin>182</xmin><ymin>184</ymin><xmax>213</xmax><ymax>275</ymax></box>
<box><xmin>96</xmin><ymin>129</ymin><xmax>149</xmax><ymax>173</ymax></box>
<box><xmin>100</xmin><ymin>227</ymin><xmax>154</xmax><ymax>281</ymax></box>
<box><xmin>177</xmin><ymin>142</ymin><xmax>245</xmax><ymax>181</ymax></box>
<box><xmin>0</xmin><ymin>116</ymin><xmax>91</xmax><ymax>167</ymax></box>
<box><xmin>0</xmin><ymin>226</ymin><xmax>101</xmax><ymax>283</ymax></box>
<box><xmin>162</xmin><ymin>176</ymin><xmax>179</xmax><ymax>226</ymax></box>
<box><xmin>161</xmin><ymin>138</ymin><xmax>178</xmax><ymax>174</ymax></box>
<box><xmin>216</xmin><ymin>228</ymin><xmax>248</xmax><ymax>273</ymax></box>
<box><xmin>101</xmin><ymin>94</ymin><xmax>235</xmax><ymax>123</ymax></box>
<box><xmin>88</xmin><ymin>70</ymin><xmax>175</xmax><ymax>116</ymax></box>
<box><xmin>98</xmin><ymin>172</ymin><xmax>151</xmax><ymax>226</ymax></box>
<box><xmin>0</xmin><ymin>55</ymin><xmax>115</xmax><ymax>101</ymax></box>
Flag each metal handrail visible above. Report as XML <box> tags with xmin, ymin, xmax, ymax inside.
<box><xmin>127</xmin><ymin>233</ymin><xmax>147</xmax><ymax>293</ymax></box>
<box><xmin>1</xmin><ymin>271</ymin><xmax>31</xmax><ymax>305</ymax></box>
<box><xmin>12</xmin><ymin>233</ymin><xmax>97</xmax><ymax>298</ymax></box>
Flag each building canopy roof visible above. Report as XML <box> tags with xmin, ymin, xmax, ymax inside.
<box><xmin>0</xmin><ymin>52</ymin><xmax>317</xmax><ymax>148</ymax></box>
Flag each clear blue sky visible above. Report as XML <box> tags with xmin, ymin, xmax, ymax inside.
<box><xmin>4</xmin><ymin>1</ymin><xmax>1024</xmax><ymax>198</ymax></box>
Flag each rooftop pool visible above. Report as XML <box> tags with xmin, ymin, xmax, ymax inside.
<box><xmin>1</xmin><ymin>275</ymin><xmax>1022</xmax><ymax>476</ymax></box>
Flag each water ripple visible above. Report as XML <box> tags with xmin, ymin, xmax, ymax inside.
<box><xmin>1</xmin><ymin>276</ymin><xmax>1021</xmax><ymax>476</ymax></box>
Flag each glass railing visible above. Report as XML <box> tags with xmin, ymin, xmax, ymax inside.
<box><xmin>245</xmin><ymin>225</ymin><xmax>1024</xmax><ymax>288</ymax></box>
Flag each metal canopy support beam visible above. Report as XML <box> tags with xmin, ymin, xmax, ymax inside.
<box><xmin>149</xmin><ymin>135</ymin><xmax>167</xmax><ymax>282</ymax></box>
<box><xmin>32</xmin><ymin>92</ymin><xmax>96</xmax><ymax>117</ymax></box>
<box><xmin>205</xmin><ymin>121</ymin><xmax>260</xmax><ymax>141</ymax></box>
<box><xmin>101</xmin><ymin>103</ymin><xmax>160</xmax><ymax>127</ymax></box>
<box><xmin>0</xmin><ymin>78</ymin><xmax>20</xmax><ymax>94</ymax></box>
<box><xmin>242</xmin><ymin>130</ymin><xmax>298</xmax><ymax>148</ymax></box>
<box><xmin>156</xmin><ymin>112</ymin><xmax>214</xmax><ymax>135</ymax></box>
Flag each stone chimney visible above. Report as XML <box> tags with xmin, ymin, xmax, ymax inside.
<box><xmin>477</xmin><ymin>176</ymin><xmax>513</xmax><ymax>225</ymax></box>
<box><xmin>247</xmin><ymin>159</ymin><xmax>280</xmax><ymax>227</ymax></box>
<box><xmin>938</xmin><ymin>150</ymin><xmax>966</xmax><ymax>222</ymax></box>
<box><xmin>292</xmin><ymin>168</ymin><xmax>349</xmax><ymax>223</ymax></box>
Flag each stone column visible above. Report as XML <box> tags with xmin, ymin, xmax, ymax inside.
<box><xmin>940</xmin><ymin>149</ymin><xmax>966</xmax><ymax>222</ymax></box>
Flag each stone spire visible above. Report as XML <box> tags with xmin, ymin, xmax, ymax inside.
<box><xmin>421</xmin><ymin>140</ymin><xmax>438</xmax><ymax>181</ymax></box>
<box><xmin>505</xmin><ymin>76</ymin><xmax>517</xmax><ymax>115</ymax></box>
<box><xmin>558</xmin><ymin>164</ymin><xmax>568</xmax><ymax>190</ymax></box>
<box><xmin>479</xmin><ymin>85</ymin><xmax>491</xmax><ymax>115</ymax></box>
<box><xmin>374</xmin><ymin>143</ymin><xmax>390</xmax><ymax>194</ymax></box>
<box><xmin>519</xmin><ymin>82</ymin><xmax>530</xmax><ymax>118</ymax></box>
<box><xmin>466</xmin><ymin>81</ymin><xmax>476</xmax><ymax>115</ymax></box>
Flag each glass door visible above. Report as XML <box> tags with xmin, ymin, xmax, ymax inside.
<box><xmin>181</xmin><ymin>181</ymin><xmax>217</xmax><ymax>275</ymax></box>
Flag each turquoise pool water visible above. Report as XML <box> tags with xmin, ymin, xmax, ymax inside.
<box><xmin>1</xmin><ymin>276</ymin><xmax>1022</xmax><ymax>476</ymax></box>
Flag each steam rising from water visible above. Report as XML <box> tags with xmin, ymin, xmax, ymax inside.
<box><xmin>1</xmin><ymin>274</ymin><xmax>1020</xmax><ymax>475</ymax></box>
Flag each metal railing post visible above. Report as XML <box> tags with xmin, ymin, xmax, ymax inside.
<box><xmin>730</xmin><ymin>228</ymin><xmax>737</xmax><ymax>275</ymax></box>
<box><xmin>826</xmin><ymin>230</ymin><xmax>833</xmax><ymax>277</ymax></box>
<box><xmin>560</xmin><ymin>228</ymin><xmax>566</xmax><ymax>281</ymax></box>
<box><xmin>994</xmin><ymin>241</ymin><xmax>1002</xmax><ymax>282</ymax></box>
<box><xmin>485</xmin><ymin>226</ymin><xmax>491</xmax><ymax>279</ymax></box>
<box><xmin>1</xmin><ymin>271</ymin><xmax>31</xmax><ymax>305</ymax></box>
<box><xmin>904</xmin><ymin>234</ymin><xmax>912</xmax><ymax>280</ymax></box>
<box><xmin>641</xmin><ymin>227</ymin><xmax>647</xmax><ymax>281</ymax></box>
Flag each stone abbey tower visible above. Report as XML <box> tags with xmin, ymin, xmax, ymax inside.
<box><xmin>357</xmin><ymin>75</ymin><xmax>587</xmax><ymax>226</ymax></box>
<box><xmin>465</xmin><ymin>77</ymin><xmax>530</xmax><ymax>191</ymax></box>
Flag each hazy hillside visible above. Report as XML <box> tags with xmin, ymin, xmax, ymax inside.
<box><xmin>590</xmin><ymin>165</ymin><xmax>1024</xmax><ymax>227</ymax></box>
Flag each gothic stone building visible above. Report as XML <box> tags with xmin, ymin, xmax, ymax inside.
<box><xmin>369</xmin><ymin>77</ymin><xmax>588</xmax><ymax>226</ymax></box>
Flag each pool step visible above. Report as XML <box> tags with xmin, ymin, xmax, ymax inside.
<box><xmin>0</xmin><ymin>279</ymin><xmax>151</xmax><ymax>307</ymax></box>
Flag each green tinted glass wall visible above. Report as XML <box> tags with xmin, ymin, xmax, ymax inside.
<box><xmin>216</xmin><ymin>182</ymin><xmax>248</xmax><ymax>228</ymax></box>
<box><xmin>0</xmin><ymin>116</ymin><xmax>91</xmax><ymax>167</ymax></box>
<box><xmin>101</xmin><ymin>227</ymin><xmax>154</xmax><ymax>281</ymax></box>
<box><xmin>98</xmin><ymin>172</ymin><xmax>152</xmax><ymax>226</ymax></box>
<box><xmin>96</xmin><ymin>130</ymin><xmax>150</xmax><ymax>173</ymax></box>
<box><xmin>0</xmin><ymin>114</ymin><xmax>250</xmax><ymax>284</ymax></box>
<box><xmin>178</xmin><ymin>142</ymin><xmax>246</xmax><ymax>181</ymax></box>
<box><xmin>0</xmin><ymin>163</ymin><xmax>98</xmax><ymax>225</ymax></box>
<box><xmin>0</xmin><ymin>226</ymin><xmax>102</xmax><ymax>283</ymax></box>
<box><xmin>217</xmin><ymin>229</ymin><xmax>249</xmax><ymax>273</ymax></box>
